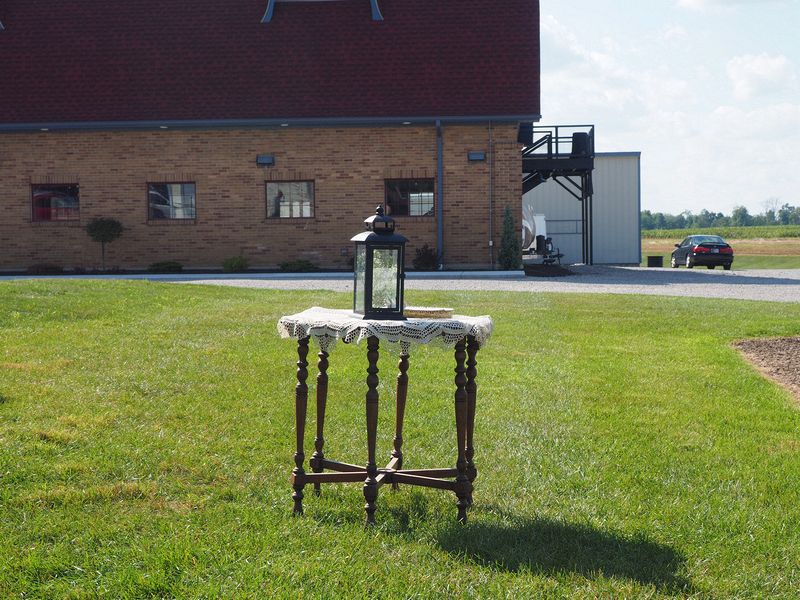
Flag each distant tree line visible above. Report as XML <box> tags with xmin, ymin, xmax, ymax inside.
<box><xmin>641</xmin><ymin>203</ymin><xmax>800</xmax><ymax>230</ymax></box>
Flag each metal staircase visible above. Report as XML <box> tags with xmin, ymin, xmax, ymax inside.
<box><xmin>520</xmin><ymin>125</ymin><xmax>596</xmax><ymax>264</ymax></box>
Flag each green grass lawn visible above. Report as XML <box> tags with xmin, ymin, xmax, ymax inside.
<box><xmin>640</xmin><ymin>253</ymin><xmax>800</xmax><ymax>270</ymax></box>
<box><xmin>1</xmin><ymin>281</ymin><xmax>800</xmax><ymax>598</ymax></box>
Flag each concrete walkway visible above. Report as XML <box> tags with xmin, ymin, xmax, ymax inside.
<box><xmin>3</xmin><ymin>266</ymin><xmax>800</xmax><ymax>302</ymax></box>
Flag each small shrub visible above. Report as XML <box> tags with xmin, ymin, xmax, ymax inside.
<box><xmin>223</xmin><ymin>255</ymin><xmax>249</xmax><ymax>273</ymax></box>
<box><xmin>147</xmin><ymin>261</ymin><xmax>183</xmax><ymax>274</ymax></box>
<box><xmin>412</xmin><ymin>243</ymin><xmax>439</xmax><ymax>270</ymax></box>
<box><xmin>279</xmin><ymin>259</ymin><xmax>319</xmax><ymax>273</ymax></box>
<box><xmin>27</xmin><ymin>264</ymin><xmax>64</xmax><ymax>275</ymax></box>
<box><xmin>498</xmin><ymin>206</ymin><xmax>521</xmax><ymax>270</ymax></box>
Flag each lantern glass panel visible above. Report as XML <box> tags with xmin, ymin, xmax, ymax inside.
<box><xmin>371</xmin><ymin>247</ymin><xmax>400</xmax><ymax>310</ymax></box>
<box><xmin>354</xmin><ymin>245</ymin><xmax>367</xmax><ymax>314</ymax></box>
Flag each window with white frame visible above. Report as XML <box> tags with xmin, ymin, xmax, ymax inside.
<box><xmin>266</xmin><ymin>181</ymin><xmax>314</xmax><ymax>218</ymax></box>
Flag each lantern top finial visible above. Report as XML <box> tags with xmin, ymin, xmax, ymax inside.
<box><xmin>364</xmin><ymin>205</ymin><xmax>395</xmax><ymax>234</ymax></box>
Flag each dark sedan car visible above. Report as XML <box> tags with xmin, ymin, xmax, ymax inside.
<box><xmin>670</xmin><ymin>235</ymin><xmax>734</xmax><ymax>270</ymax></box>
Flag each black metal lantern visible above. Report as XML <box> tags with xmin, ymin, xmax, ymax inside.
<box><xmin>351</xmin><ymin>206</ymin><xmax>408</xmax><ymax>320</ymax></box>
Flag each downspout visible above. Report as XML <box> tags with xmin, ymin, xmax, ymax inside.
<box><xmin>488</xmin><ymin>121</ymin><xmax>495</xmax><ymax>269</ymax></box>
<box><xmin>436</xmin><ymin>119</ymin><xmax>444</xmax><ymax>270</ymax></box>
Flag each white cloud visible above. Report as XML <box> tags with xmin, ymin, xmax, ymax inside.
<box><xmin>677</xmin><ymin>0</ymin><xmax>793</xmax><ymax>11</ymax></box>
<box><xmin>726</xmin><ymin>53</ymin><xmax>796</xmax><ymax>100</ymax></box>
<box><xmin>541</xmin><ymin>11</ymin><xmax>800</xmax><ymax>214</ymax></box>
<box><xmin>659</xmin><ymin>101</ymin><xmax>800</xmax><ymax>213</ymax></box>
<box><xmin>661</xmin><ymin>25</ymin><xmax>689</xmax><ymax>42</ymax></box>
<box><xmin>542</xmin><ymin>15</ymin><xmax>692</xmax><ymax>120</ymax></box>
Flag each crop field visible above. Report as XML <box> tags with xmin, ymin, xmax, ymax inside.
<box><xmin>2</xmin><ymin>281</ymin><xmax>800</xmax><ymax>598</ymax></box>
<box><xmin>642</xmin><ymin>226</ymin><xmax>800</xmax><ymax>240</ymax></box>
<box><xmin>641</xmin><ymin>234</ymin><xmax>800</xmax><ymax>269</ymax></box>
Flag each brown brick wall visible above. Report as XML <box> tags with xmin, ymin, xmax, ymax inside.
<box><xmin>0</xmin><ymin>123</ymin><xmax>521</xmax><ymax>270</ymax></box>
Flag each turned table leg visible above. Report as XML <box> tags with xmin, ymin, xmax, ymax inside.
<box><xmin>310</xmin><ymin>350</ymin><xmax>329</xmax><ymax>496</ymax></box>
<box><xmin>363</xmin><ymin>336</ymin><xmax>380</xmax><ymax>525</ymax></box>
<box><xmin>453</xmin><ymin>337</ymin><xmax>473</xmax><ymax>523</ymax></box>
<box><xmin>391</xmin><ymin>351</ymin><xmax>410</xmax><ymax>491</ymax></box>
<box><xmin>292</xmin><ymin>337</ymin><xmax>310</xmax><ymax>515</ymax></box>
<box><xmin>465</xmin><ymin>336</ymin><xmax>479</xmax><ymax>505</ymax></box>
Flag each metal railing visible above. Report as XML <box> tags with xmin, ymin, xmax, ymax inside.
<box><xmin>522</xmin><ymin>124</ymin><xmax>595</xmax><ymax>159</ymax></box>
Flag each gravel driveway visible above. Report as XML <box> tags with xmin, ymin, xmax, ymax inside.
<box><xmin>179</xmin><ymin>266</ymin><xmax>800</xmax><ymax>303</ymax></box>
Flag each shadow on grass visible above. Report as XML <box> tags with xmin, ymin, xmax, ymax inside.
<box><xmin>305</xmin><ymin>490</ymin><xmax>691</xmax><ymax>592</ymax></box>
<box><xmin>436</xmin><ymin>514</ymin><xmax>691</xmax><ymax>592</ymax></box>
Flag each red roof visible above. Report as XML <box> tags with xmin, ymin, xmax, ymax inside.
<box><xmin>0</xmin><ymin>0</ymin><xmax>540</xmax><ymax>127</ymax></box>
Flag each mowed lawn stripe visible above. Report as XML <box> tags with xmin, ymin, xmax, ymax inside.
<box><xmin>1</xmin><ymin>281</ymin><xmax>799</xmax><ymax>598</ymax></box>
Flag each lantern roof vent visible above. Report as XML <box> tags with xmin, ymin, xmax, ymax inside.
<box><xmin>351</xmin><ymin>206</ymin><xmax>407</xmax><ymax>244</ymax></box>
<box><xmin>365</xmin><ymin>206</ymin><xmax>395</xmax><ymax>234</ymax></box>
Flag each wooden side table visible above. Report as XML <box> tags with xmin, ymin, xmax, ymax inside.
<box><xmin>278</xmin><ymin>307</ymin><xmax>493</xmax><ymax>525</ymax></box>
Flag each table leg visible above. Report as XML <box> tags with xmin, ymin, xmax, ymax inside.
<box><xmin>310</xmin><ymin>350</ymin><xmax>329</xmax><ymax>496</ymax></box>
<box><xmin>292</xmin><ymin>337</ymin><xmax>310</xmax><ymax>515</ymax></box>
<box><xmin>364</xmin><ymin>336</ymin><xmax>380</xmax><ymax>525</ymax></box>
<box><xmin>453</xmin><ymin>337</ymin><xmax>473</xmax><ymax>523</ymax></box>
<box><xmin>465</xmin><ymin>336</ymin><xmax>479</xmax><ymax>505</ymax></box>
<box><xmin>391</xmin><ymin>351</ymin><xmax>410</xmax><ymax>491</ymax></box>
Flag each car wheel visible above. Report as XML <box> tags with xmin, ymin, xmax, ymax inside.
<box><xmin>670</xmin><ymin>255</ymin><xmax>678</xmax><ymax>268</ymax></box>
<box><xmin>685</xmin><ymin>255</ymin><xmax>693</xmax><ymax>268</ymax></box>
<box><xmin>707</xmin><ymin>265</ymin><xmax>715</xmax><ymax>270</ymax></box>
<box><xmin>723</xmin><ymin>264</ymin><xmax>731</xmax><ymax>271</ymax></box>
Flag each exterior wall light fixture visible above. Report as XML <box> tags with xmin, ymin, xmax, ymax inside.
<box><xmin>256</xmin><ymin>154</ymin><xmax>275</xmax><ymax>167</ymax></box>
<box><xmin>468</xmin><ymin>151</ymin><xmax>487</xmax><ymax>162</ymax></box>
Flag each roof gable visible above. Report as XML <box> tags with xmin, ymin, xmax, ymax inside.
<box><xmin>0</xmin><ymin>0</ymin><xmax>540</xmax><ymax>127</ymax></box>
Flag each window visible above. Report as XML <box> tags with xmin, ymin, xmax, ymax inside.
<box><xmin>385</xmin><ymin>179</ymin><xmax>434</xmax><ymax>216</ymax></box>
<box><xmin>148</xmin><ymin>183</ymin><xmax>196</xmax><ymax>220</ymax></box>
<box><xmin>266</xmin><ymin>181</ymin><xmax>314</xmax><ymax>218</ymax></box>
<box><xmin>31</xmin><ymin>184</ymin><xmax>80</xmax><ymax>221</ymax></box>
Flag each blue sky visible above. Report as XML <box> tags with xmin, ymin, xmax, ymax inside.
<box><xmin>539</xmin><ymin>0</ymin><xmax>800</xmax><ymax>215</ymax></box>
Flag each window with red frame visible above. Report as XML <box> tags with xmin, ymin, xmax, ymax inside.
<box><xmin>31</xmin><ymin>184</ymin><xmax>80</xmax><ymax>221</ymax></box>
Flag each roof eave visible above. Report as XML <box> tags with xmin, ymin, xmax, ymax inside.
<box><xmin>0</xmin><ymin>114</ymin><xmax>542</xmax><ymax>133</ymax></box>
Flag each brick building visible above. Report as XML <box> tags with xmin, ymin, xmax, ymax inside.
<box><xmin>0</xmin><ymin>0</ymin><xmax>540</xmax><ymax>271</ymax></box>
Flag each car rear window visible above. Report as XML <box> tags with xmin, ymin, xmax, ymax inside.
<box><xmin>693</xmin><ymin>236</ymin><xmax>726</xmax><ymax>244</ymax></box>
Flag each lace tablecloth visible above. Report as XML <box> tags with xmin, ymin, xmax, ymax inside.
<box><xmin>278</xmin><ymin>307</ymin><xmax>493</xmax><ymax>352</ymax></box>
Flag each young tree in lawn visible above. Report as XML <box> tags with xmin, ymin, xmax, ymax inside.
<box><xmin>86</xmin><ymin>218</ymin><xmax>123</xmax><ymax>271</ymax></box>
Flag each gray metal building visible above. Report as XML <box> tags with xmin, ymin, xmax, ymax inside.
<box><xmin>523</xmin><ymin>152</ymin><xmax>641</xmax><ymax>265</ymax></box>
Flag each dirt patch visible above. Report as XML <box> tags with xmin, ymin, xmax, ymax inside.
<box><xmin>735</xmin><ymin>337</ymin><xmax>800</xmax><ymax>403</ymax></box>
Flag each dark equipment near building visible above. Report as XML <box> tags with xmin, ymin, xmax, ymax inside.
<box><xmin>534</xmin><ymin>235</ymin><xmax>563</xmax><ymax>265</ymax></box>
